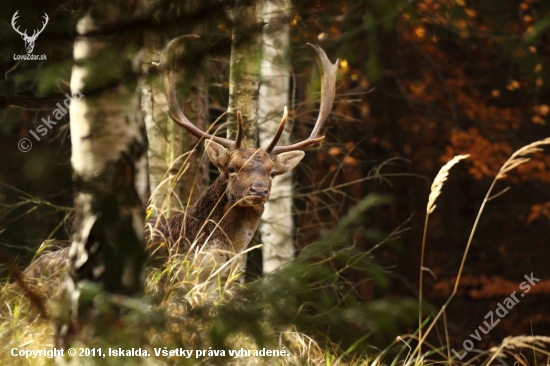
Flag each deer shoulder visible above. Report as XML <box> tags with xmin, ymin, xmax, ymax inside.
<box><xmin>147</xmin><ymin>35</ymin><xmax>338</xmax><ymax>261</ymax></box>
<box><xmin>26</xmin><ymin>35</ymin><xmax>338</xmax><ymax>276</ymax></box>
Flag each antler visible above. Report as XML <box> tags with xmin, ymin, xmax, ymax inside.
<box><xmin>265</xmin><ymin>106</ymin><xmax>287</xmax><ymax>153</ymax></box>
<box><xmin>266</xmin><ymin>43</ymin><xmax>338</xmax><ymax>155</ymax></box>
<box><xmin>11</xmin><ymin>11</ymin><xmax>27</xmax><ymax>38</ymax></box>
<box><xmin>11</xmin><ymin>12</ymin><xmax>48</xmax><ymax>40</ymax></box>
<box><xmin>30</xmin><ymin>13</ymin><xmax>49</xmax><ymax>40</ymax></box>
<box><xmin>235</xmin><ymin>111</ymin><xmax>243</xmax><ymax>149</ymax></box>
<box><xmin>156</xmin><ymin>35</ymin><xmax>241</xmax><ymax>150</ymax></box>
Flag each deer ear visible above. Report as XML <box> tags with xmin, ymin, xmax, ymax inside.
<box><xmin>273</xmin><ymin>151</ymin><xmax>305</xmax><ymax>175</ymax></box>
<box><xmin>205</xmin><ymin>140</ymin><xmax>230</xmax><ymax>171</ymax></box>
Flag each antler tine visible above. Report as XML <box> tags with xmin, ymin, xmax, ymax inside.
<box><xmin>270</xmin><ymin>43</ymin><xmax>338</xmax><ymax>155</ymax></box>
<box><xmin>39</xmin><ymin>13</ymin><xmax>49</xmax><ymax>33</ymax></box>
<box><xmin>11</xmin><ymin>11</ymin><xmax>27</xmax><ymax>37</ymax></box>
<box><xmin>265</xmin><ymin>106</ymin><xmax>288</xmax><ymax>153</ymax></box>
<box><xmin>157</xmin><ymin>35</ymin><xmax>236</xmax><ymax>150</ymax></box>
<box><xmin>234</xmin><ymin>111</ymin><xmax>243</xmax><ymax>149</ymax></box>
<box><xmin>28</xmin><ymin>14</ymin><xmax>49</xmax><ymax>39</ymax></box>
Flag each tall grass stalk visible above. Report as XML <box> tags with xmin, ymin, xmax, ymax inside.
<box><xmin>418</xmin><ymin>154</ymin><xmax>469</xmax><ymax>358</ymax></box>
<box><xmin>414</xmin><ymin>138</ymin><xmax>550</xmax><ymax>364</ymax></box>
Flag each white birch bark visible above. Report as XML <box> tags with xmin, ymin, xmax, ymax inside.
<box><xmin>142</xmin><ymin>1</ymin><xmax>209</xmax><ymax>218</ymax></box>
<box><xmin>227</xmin><ymin>0</ymin><xmax>263</xmax><ymax>277</ymax></box>
<box><xmin>58</xmin><ymin>2</ymin><xmax>148</xmax><ymax>347</ymax></box>
<box><xmin>258</xmin><ymin>0</ymin><xmax>294</xmax><ymax>273</ymax></box>
<box><xmin>227</xmin><ymin>0</ymin><xmax>262</xmax><ymax>148</ymax></box>
<box><xmin>141</xmin><ymin>30</ymin><xmax>184</xmax><ymax>217</ymax></box>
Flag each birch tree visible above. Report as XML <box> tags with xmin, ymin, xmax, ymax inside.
<box><xmin>227</xmin><ymin>0</ymin><xmax>262</xmax><ymax>147</ymax></box>
<box><xmin>226</xmin><ymin>0</ymin><xmax>263</xmax><ymax>275</ymax></box>
<box><xmin>142</xmin><ymin>1</ymin><xmax>209</xmax><ymax>218</ymax></box>
<box><xmin>57</xmin><ymin>1</ymin><xmax>148</xmax><ymax>346</ymax></box>
<box><xmin>142</xmin><ymin>29</ymin><xmax>184</xmax><ymax>216</ymax></box>
<box><xmin>258</xmin><ymin>0</ymin><xmax>293</xmax><ymax>273</ymax></box>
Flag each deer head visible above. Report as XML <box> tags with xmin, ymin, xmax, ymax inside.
<box><xmin>204</xmin><ymin>139</ymin><xmax>304</xmax><ymax>207</ymax></box>
<box><xmin>155</xmin><ymin>35</ymin><xmax>338</xmax><ymax>208</ymax></box>
<box><xmin>11</xmin><ymin>11</ymin><xmax>49</xmax><ymax>54</ymax></box>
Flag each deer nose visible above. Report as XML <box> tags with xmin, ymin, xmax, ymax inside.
<box><xmin>248</xmin><ymin>183</ymin><xmax>269</xmax><ymax>198</ymax></box>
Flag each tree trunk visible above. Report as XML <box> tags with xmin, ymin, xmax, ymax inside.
<box><xmin>57</xmin><ymin>1</ymin><xmax>148</xmax><ymax>347</ymax></box>
<box><xmin>227</xmin><ymin>0</ymin><xmax>263</xmax><ymax>276</ymax></box>
<box><xmin>142</xmin><ymin>29</ymin><xmax>184</xmax><ymax>217</ymax></box>
<box><xmin>142</xmin><ymin>1</ymin><xmax>209</xmax><ymax>218</ymax></box>
<box><xmin>227</xmin><ymin>0</ymin><xmax>263</xmax><ymax>148</ymax></box>
<box><xmin>258</xmin><ymin>0</ymin><xmax>294</xmax><ymax>273</ymax></box>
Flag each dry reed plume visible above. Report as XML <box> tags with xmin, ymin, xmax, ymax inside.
<box><xmin>419</xmin><ymin>154</ymin><xmax>469</xmax><ymax>357</ymax></box>
<box><xmin>415</xmin><ymin>138</ymin><xmax>550</xmax><ymax>364</ymax></box>
<box><xmin>426</xmin><ymin>155</ymin><xmax>470</xmax><ymax>214</ymax></box>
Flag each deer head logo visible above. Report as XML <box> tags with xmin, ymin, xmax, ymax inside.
<box><xmin>11</xmin><ymin>11</ymin><xmax>48</xmax><ymax>54</ymax></box>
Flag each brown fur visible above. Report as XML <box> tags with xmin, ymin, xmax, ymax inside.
<box><xmin>25</xmin><ymin>148</ymin><xmax>303</xmax><ymax>276</ymax></box>
<box><xmin>25</xmin><ymin>39</ymin><xmax>336</xmax><ymax>275</ymax></box>
<box><xmin>150</xmin><ymin>148</ymin><xmax>275</xmax><ymax>256</ymax></box>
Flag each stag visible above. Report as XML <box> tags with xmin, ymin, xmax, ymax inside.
<box><xmin>11</xmin><ymin>11</ymin><xmax>49</xmax><ymax>54</ymax></box>
<box><xmin>24</xmin><ymin>35</ymin><xmax>337</xmax><ymax>279</ymax></box>
<box><xmin>147</xmin><ymin>35</ymin><xmax>338</xmax><ymax>262</ymax></box>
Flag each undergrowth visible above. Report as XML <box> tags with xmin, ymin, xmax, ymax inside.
<box><xmin>1</xmin><ymin>190</ymin><xmax>417</xmax><ymax>365</ymax></box>
<box><xmin>2</xmin><ymin>139</ymin><xmax>550</xmax><ymax>365</ymax></box>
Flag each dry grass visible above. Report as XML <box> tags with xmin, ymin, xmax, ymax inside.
<box><xmin>415</xmin><ymin>138</ymin><xmax>550</xmax><ymax>365</ymax></box>
<box><xmin>0</xmin><ymin>247</ymin><xmax>340</xmax><ymax>365</ymax></box>
<box><xmin>3</xmin><ymin>139</ymin><xmax>550</xmax><ymax>366</ymax></box>
<box><xmin>419</xmin><ymin>154</ymin><xmax>470</xmax><ymax>357</ymax></box>
<box><xmin>0</xmin><ymin>188</ymin><xmax>404</xmax><ymax>365</ymax></box>
<box><xmin>426</xmin><ymin>155</ymin><xmax>470</xmax><ymax>215</ymax></box>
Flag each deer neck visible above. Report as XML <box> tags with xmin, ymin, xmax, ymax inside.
<box><xmin>186</xmin><ymin>175</ymin><xmax>264</xmax><ymax>252</ymax></box>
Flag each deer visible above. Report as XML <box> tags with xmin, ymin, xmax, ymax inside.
<box><xmin>23</xmin><ymin>35</ymin><xmax>338</xmax><ymax>280</ymax></box>
<box><xmin>11</xmin><ymin>11</ymin><xmax>49</xmax><ymax>54</ymax></box>
<box><xmin>146</xmin><ymin>35</ymin><xmax>338</xmax><ymax>266</ymax></box>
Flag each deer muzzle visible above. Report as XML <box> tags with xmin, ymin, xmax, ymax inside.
<box><xmin>241</xmin><ymin>183</ymin><xmax>270</xmax><ymax>206</ymax></box>
<box><xmin>247</xmin><ymin>183</ymin><xmax>269</xmax><ymax>198</ymax></box>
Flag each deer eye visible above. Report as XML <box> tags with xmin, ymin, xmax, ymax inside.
<box><xmin>270</xmin><ymin>171</ymin><xmax>277</xmax><ymax>178</ymax></box>
<box><xmin>228</xmin><ymin>167</ymin><xmax>236</xmax><ymax>174</ymax></box>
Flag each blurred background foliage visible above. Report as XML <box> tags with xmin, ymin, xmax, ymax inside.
<box><xmin>1</xmin><ymin>0</ymin><xmax>550</xmax><ymax>358</ymax></box>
